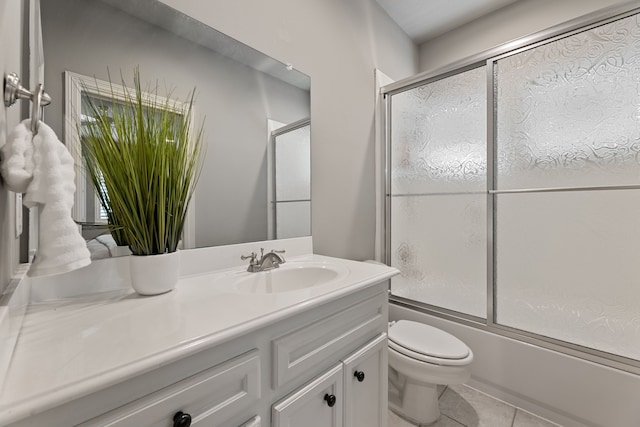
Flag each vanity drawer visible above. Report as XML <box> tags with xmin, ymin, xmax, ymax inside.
<box><xmin>272</xmin><ymin>292</ymin><xmax>385</xmax><ymax>388</ymax></box>
<box><xmin>80</xmin><ymin>350</ymin><xmax>260</xmax><ymax>427</ymax></box>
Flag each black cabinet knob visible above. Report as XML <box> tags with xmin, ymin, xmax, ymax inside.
<box><xmin>354</xmin><ymin>370</ymin><xmax>365</xmax><ymax>382</ymax></box>
<box><xmin>173</xmin><ymin>411</ymin><xmax>192</xmax><ymax>427</ymax></box>
<box><xmin>324</xmin><ymin>393</ymin><xmax>337</xmax><ymax>407</ymax></box>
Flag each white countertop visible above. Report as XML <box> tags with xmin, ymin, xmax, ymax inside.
<box><xmin>0</xmin><ymin>253</ymin><xmax>397</xmax><ymax>425</ymax></box>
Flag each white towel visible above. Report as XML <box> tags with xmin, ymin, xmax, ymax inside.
<box><xmin>1</xmin><ymin>119</ymin><xmax>91</xmax><ymax>277</ymax></box>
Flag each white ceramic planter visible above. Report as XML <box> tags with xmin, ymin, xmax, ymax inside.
<box><xmin>129</xmin><ymin>251</ymin><xmax>180</xmax><ymax>295</ymax></box>
<box><xmin>112</xmin><ymin>245</ymin><xmax>132</xmax><ymax>257</ymax></box>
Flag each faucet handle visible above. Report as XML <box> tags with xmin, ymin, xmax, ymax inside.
<box><xmin>240</xmin><ymin>252</ymin><xmax>257</xmax><ymax>262</ymax></box>
<box><xmin>241</xmin><ymin>252</ymin><xmax>260</xmax><ymax>272</ymax></box>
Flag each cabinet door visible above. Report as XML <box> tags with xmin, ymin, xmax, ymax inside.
<box><xmin>272</xmin><ymin>364</ymin><xmax>343</xmax><ymax>427</ymax></box>
<box><xmin>342</xmin><ymin>333</ymin><xmax>387</xmax><ymax>427</ymax></box>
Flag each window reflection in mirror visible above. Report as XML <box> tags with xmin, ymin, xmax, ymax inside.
<box><xmin>79</xmin><ymin>93</ymin><xmax>186</xmax><ymax>224</ymax></box>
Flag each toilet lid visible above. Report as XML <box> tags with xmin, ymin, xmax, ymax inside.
<box><xmin>389</xmin><ymin>320</ymin><xmax>469</xmax><ymax>360</ymax></box>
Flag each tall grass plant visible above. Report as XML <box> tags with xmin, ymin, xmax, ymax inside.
<box><xmin>81</xmin><ymin>69</ymin><xmax>204</xmax><ymax>256</ymax></box>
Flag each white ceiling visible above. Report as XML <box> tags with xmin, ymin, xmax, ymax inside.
<box><xmin>375</xmin><ymin>0</ymin><xmax>521</xmax><ymax>44</ymax></box>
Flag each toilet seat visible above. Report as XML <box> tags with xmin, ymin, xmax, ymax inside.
<box><xmin>389</xmin><ymin>320</ymin><xmax>472</xmax><ymax>366</ymax></box>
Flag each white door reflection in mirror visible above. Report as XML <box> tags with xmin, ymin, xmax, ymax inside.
<box><xmin>270</xmin><ymin>120</ymin><xmax>311</xmax><ymax>239</ymax></box>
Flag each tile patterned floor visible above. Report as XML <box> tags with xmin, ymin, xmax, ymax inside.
<box><xmin>388</xmin><ymin>384</ymin><xmax>561</xmax><ymax>427</ymax></box>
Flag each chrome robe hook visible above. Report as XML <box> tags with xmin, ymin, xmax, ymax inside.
<box><xmin>3</xmin><ymin>72</ymin><xmax>52</xmax><ymax>134</ymax></box>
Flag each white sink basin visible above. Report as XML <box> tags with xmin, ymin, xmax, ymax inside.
<box><xmin>232</xmin><ymin>262</ymin><xmax>349</xmax><ymax>294</ymax></box>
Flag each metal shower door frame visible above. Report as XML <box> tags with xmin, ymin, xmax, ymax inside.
<box><xmin>381</xmin><ymin>1</ymin><xmax>640</xmax><ymax>375</ymax></box>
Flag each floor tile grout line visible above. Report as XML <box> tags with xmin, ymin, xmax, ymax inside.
<box><xmin>438</xmin><ymin>385</ymin><xmax>449</xmax><ymax>399</ymax></box>
<box><xmin>510</xmin><ymin>408</ymin><xmax>518</xmax><ymax>427</ymax></box>
<box><xmin>511</xmin><ymin>407</ymin><xmax>562</xmax><ymax>427</ymax></box>
<box><xmin>443</xmin><ymin>413</ymin><xmax>467</xmax><ymax>427</ymax></box>
<box><xmin>460</xmin><ymin>383</ymin><xmax>518</xmax><ymax>408</ymax></box>
<box><xmin>458</xmin><ymin>384</ymin><xmax>561</xmax><ymax>427</ymax></box>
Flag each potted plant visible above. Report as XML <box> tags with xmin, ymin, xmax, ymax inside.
<box><xmin>81</xmin><ymin>68</ymin><xmax>204</xmax><ymax>295</ymax></box>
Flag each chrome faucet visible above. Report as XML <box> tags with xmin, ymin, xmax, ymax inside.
<box><xmin>241</xmin><ymin>248</ymin><xmax>286</xmax><ymax>272</ymax></box>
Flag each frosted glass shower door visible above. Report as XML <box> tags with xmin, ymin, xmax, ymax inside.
<box><xmin>273</xmin><ymin>122</ymin><xmax>311</xmax><ymax>239</ymax></box>
<box><xmin>389</xmin><ymin>67</ymin><xmax>487</xmax><ymax>318</ymax></box>
<box><xmin>494</xmin><ymin>13</ymin><xmax>640</xmax><ymax>360</ymax></box>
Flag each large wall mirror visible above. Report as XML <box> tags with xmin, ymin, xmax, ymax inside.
<box><xmin>41</xmin><ymin>0</ymin><xmax>311</xmax><ymax>257</ymax></box>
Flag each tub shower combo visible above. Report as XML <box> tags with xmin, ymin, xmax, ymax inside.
<box><xmin>382</xmin><ymin>4</ymin><xmax>640</xmax><ymax>383</ymax></box>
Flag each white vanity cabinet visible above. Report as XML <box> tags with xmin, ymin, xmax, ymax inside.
<box><xmin>272</xmin><ymin>333</ymin><xmax>387</xmax><ymax>427</ymax></box>
<box><xmin>3</xmin><ymin>270</ymin><xmax>392</xmax><ymax>427</ymax></box>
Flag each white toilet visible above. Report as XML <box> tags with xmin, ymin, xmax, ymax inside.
<box><xmin>388</xmin><ymin>320</ymin><xmax>474</xmax><ymax>425</ymax></box>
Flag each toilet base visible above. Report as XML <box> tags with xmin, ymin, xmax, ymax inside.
<box><xmin>389</xmin><ymin>369</ymin><xmax>440</xmax><ymax>425</ymax></box>
<box><xmin>387</xmin><ymin>320</ymin><xmax>474</xmax><ymax>425</ymax></box>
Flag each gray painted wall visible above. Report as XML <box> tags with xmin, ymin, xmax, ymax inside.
<box><xmin>41</xmin><ymin>0</ymin><xmax>310</xmax><ymax>248</ymax></box>
<box><xmin>418</xmin><ymin>0</ymin><xmax>633</xmax><ymax>73</ymax></box>
<box><xmin>159</xmin><ymin>0</ymin><xmax>418</xmax><ymax>260</ymax></box>
<box><xmin>0</xmin><ymin>0</ymin><xmax>25</xmax><ymax>293</ymax></box>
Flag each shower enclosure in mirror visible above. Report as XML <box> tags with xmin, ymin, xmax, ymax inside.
<box><xmin>383</xmin><ymin>4</ymin><xmax>640</xmax><ymax>374</ymax></box>
<box><xmin>41</xmin><ymin>0</ymin><xmax>310</xmax><ymax>256</ymax></box>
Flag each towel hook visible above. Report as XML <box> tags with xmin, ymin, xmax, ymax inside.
<box><xmin>3</xmin><ymin>72</ymin><xmax>51</xmax><ymax>134</ymax></box>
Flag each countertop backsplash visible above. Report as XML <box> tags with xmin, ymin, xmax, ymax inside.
<box><xmin>29</xmin><ymin>236</ymin><xmax>314</xmax><ymax>303</ymax></box>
